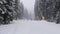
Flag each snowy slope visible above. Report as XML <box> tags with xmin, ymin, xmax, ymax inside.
<box><xmin>0</xmin><ymin>20</ymin><xmax>60</xmax><ymax>34</ymax></box>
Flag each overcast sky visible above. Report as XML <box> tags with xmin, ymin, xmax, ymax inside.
<box><xmin>20</xmin><ymin>0</ymin><xmax>35</xmax><ymax>12</ymax></box>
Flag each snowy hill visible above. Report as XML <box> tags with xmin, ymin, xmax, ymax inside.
<box><xmin>0</xmin><ymin>20</ymin><xmax>60</xmax><ymax>34</ymax></box>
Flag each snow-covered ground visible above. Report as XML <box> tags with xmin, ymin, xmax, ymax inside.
<box><xmin>0</xmin><ymin>20</ymin><xmax>60</xmax><ymax>34</ymax></box>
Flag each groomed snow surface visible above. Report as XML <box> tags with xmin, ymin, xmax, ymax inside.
<box><xmin>0</xmin><ymin>20</ymin><xmax>60</xmax><ymax>34</ymax></box>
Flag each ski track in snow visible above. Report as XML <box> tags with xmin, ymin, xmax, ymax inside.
<box><xmin>0</xmin><ymin>20</ymin><xmax>60</xmax><ymax>34</ymax></box>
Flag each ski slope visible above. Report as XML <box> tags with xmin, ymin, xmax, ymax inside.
<box><xmin>0</xmin><ymin>20</ymin><xmax>60</xmax><ymax>34</ymax></box>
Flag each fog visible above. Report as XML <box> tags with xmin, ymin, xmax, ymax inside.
<box><xmin>20</xmin><ymin>0</ymin><xmax>35</xmax><ymax>13</ymax></box>
<box><xmin>20</xmin><ymin>0</ymin><xmax>35</xmax><ymax>19</ymax></box>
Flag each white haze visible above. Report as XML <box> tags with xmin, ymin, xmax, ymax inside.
<box><xmin>20</xmin><ymin>0</ymin><xmax>35</xmax><ymax>19</ymax></box>
<box><xmin>20</xmin><ymin>0</ymin><xmax>35</xmax><ymax>13</ymax></box>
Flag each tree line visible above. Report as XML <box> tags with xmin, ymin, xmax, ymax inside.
<box><xmin>34</xmin><ymin>0</ymin><xmax>60</xmax><ymax>23</ymax></box>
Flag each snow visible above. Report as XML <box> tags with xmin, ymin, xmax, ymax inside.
<box><xmin>0</xmin><ymin>20</ymin><xmax>60</xmax><ymax>34</ymax></box>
